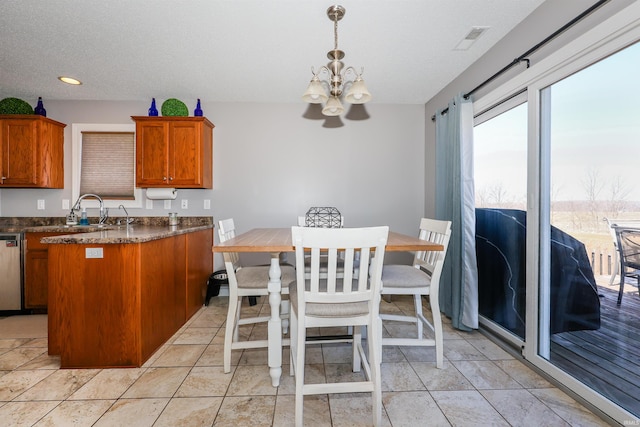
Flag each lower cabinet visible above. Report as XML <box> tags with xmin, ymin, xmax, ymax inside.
<box><xmin>47</xmin><ymin>229</ymin><xmax>213</xmax><ymax>368</ymax></box>
<box><xmin>24</xmin><ymin>231</ymin><xmax>81</xmax><ymax>310</ymax></box>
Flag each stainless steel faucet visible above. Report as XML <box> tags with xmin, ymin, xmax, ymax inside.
<box><xmin>117</xmin><ymin>204</ymin><xmax>134</xmax><ymax>226</ymax></box>
<box><xmin>71</xmin><ymin>194</ymin><xmax>108</xmax><ymax>224</ymax></box>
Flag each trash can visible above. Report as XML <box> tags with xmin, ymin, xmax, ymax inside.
<box><xmin>205</xmin><ymin>270</ymin><xmax>227</xmax><ymax>306</ymax></box>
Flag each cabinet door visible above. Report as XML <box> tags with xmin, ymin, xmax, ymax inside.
<box><xmin>136</xmin><ymin>121</ymin><xmax>170</xmax><ymax>185</ymax></box>
<box><xmin>0</xmin><ymin>119</ymin><xmax>38</xmax><ymax>186</ymax></box>
<box><xmin>169</xmin><ymin>121</ymin><xmax>202</xmax><ymax>186</ymax></box>
<box><xmin>24</xmin><ymin>250</ymin><xmax>48</xmax><ymax>309</ymax></box>
<box><xmin>38</xmin><ymin>119</ymin><xmax>65</xmax><ymax>188</ymax></box>
<box><xmin>24</xmin><ymin>231</ymin><xmax>81</xmax><ymax>310</ymax></box>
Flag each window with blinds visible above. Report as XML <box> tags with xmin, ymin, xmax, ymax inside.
<box><xmin>80</xmin><ymin>132</ymin><xmax>135</xmax><ymax>199</ymax></box>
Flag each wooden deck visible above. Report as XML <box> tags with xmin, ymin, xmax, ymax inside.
<box><xmin>550</xmin><ymin>284</ymin><xmax>640</xmax><ymax>416</ymax></box>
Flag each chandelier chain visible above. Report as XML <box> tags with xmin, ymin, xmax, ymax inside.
<box><xmin>333</xmin><ymin>13</ymin><xmax>339</xmax><ymax>51</ymax></box>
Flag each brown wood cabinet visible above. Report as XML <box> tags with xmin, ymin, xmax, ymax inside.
<box><xmin>47</xmin><ymin>229</ymin><xmax>213</xmax><ymax>368</ymax></box>
<box><xmin>0</xmin><ymin>115</ymin><xmax>66</xmax><ymax>188</ymax></box>
<box><xmin>132</xmin><ymin>116</ymin><xmax>213</xmax><ymax>188</ymax></box>
<box><xmin>24</xmin><ymin>231</ymin><xmax>82</xmax><ymax>309</ymax></box>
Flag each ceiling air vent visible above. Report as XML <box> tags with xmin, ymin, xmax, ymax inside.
<box><xmin>454</xmin><ymin>26</ymin><xmax>490</xmax><ymax>51</ymax></box>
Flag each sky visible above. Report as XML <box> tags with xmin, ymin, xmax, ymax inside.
<box><xmin>474</xmin><ymin>41</ymin><xmax>640</xmax><ymax>205</ymax></box>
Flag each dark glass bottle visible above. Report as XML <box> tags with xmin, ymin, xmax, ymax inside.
<box><xmin>34</xmin><ymin>97</ymin><xmax>46</xmax><ymax>117</ymax></box>
<box><xmin>194</xmin><ymin>99</ymin><xmax>203</xmax><ymax>116</ymax></box>
<box><xmin>148</xmin><ymin>98</ymin><xmax>158</xmax><ymax>116</ymax></box>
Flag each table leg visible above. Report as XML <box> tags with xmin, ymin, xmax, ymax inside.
<box><xmin>267</xmin><ymin>252</ymin><xmax>282</xmax><ymax>387</ymax></box>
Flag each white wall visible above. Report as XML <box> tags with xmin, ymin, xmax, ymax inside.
<box><xmin>1</xmin><ymin>100</ymin><xmax>425</xmax><ymax>265</ymax></box>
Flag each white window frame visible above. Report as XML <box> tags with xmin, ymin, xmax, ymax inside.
<box><xmin>71</xmin><ymin>123</ymin><xmax>142</xmax><ymax>210</ymax></box>
<box><xmin>473</xmin><ymin>3</ymin><xmax>640</xmax><ymax>423</ymax></box>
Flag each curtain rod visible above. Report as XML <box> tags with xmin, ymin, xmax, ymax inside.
<box><xmin>431</xmin><ymin>0</ymin><xmax>609</xmax><ymax>121</ymax></box>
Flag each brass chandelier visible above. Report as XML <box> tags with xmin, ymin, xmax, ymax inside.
<box><xmin>302</xmin><ymin>5</ymin><xmax>371</xmax><ymax>116</ymax></box>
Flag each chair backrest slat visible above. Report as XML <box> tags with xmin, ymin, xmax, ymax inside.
<box><xmin>292</xmin><ymin>226</ymin><xmax>388</xmax><ymax>307</ymax></box>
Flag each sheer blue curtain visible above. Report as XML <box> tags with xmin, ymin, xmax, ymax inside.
<box><xmin>435</xmin><ymin>94</ymin><xmax>479</xmax><ymax>331</ymax></box>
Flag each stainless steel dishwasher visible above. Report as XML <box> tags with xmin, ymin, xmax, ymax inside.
<box><xmin>0</xmin><ymin>232</ymin><xmax>23</xmax><ymax>311</ymax></box>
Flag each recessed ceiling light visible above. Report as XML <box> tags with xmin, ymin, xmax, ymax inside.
<box><xmin>454</xmin><ymin>27</ymin><xmax>490</xmax><ymax>51</ymax></box>
<box><xmin>58</xmin><ymin>76</ymin><xmax>82</xmax><ymax>85</ymax></box>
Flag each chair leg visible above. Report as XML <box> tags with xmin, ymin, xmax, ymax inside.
<box><xmin>414</xmin><ymin>294</ymin><xmax>424</xmax><ymax>339</ymax></box>
<box><xmin>224</xmin><ymin>294</ymin><xmax>240</xmax><ymax>373</ymax></box>
<box><xmin>289</xmin><ymin>309</ymin><xmax>297</xmax><ymax>376</ymax></box>
<box><xmin>352</xmin><ymin>326</ymin><xmax>362</xmax><ymax>372</ymax></box>
<box><xmin>294</xmin><ymin>316</ymin><xmax>306</xmax><ymax>427</ymax></box>
<box><xmin>618</xmin><ymin>263</ymin><xmax>625</xmax><ymax>305</ymax></box>
<box><xmin>233</xmin><ymin>298</ymin><xmax>241</xmax><ymax>342</ymax></box>
<box><xmin>369</xmin><ymin>317</ymin><xmax>382</xmax><ymax>427</ymax></box>
<box><xmin>281</xmin><ymin>300</ymin><xmax>290</xmax><ymax>335</ymax></box>
<box><xmin>430</xmin><ymin>294</ymin><xmax>444</xmax><ymax>369</ymax></box>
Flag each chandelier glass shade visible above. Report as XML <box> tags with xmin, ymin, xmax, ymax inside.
<box><xmin>302</xmin><ymin>5</ymin><xmax>371</xmax><ymax>116</ymax></box>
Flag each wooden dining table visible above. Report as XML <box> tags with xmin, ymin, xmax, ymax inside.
<box><xmin>212</xmin><ymin>227</ymin><xmax>444</xmax><ymax>387</ymax></box>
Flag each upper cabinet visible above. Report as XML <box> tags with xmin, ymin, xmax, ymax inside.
<box><xmin>0</xmin><ymin>115</ymin><xmax>66</xmax><ymax>188</ymax></box>
<box><xmin>132</xmin><ymin>116</ymin><xmax>214</xmax><ymax>188</ymax></box>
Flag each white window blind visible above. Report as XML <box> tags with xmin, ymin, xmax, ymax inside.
<box><xmin>80</xmin><ymin>131</ymin><xmax>135</xmax><ymax>199</ymax></box>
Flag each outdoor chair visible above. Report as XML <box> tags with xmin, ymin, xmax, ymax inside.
<box><xmin>614</xmin><ymin>226</ymin><xmax>640</xmax><ymax>305</ymax></box>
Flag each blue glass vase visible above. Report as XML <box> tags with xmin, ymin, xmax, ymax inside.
<box><xmin>34</xmin><ymin>97</ymin><xmax>46</xmax><ymax>117</ymax></box>
<box><xmin>148</xmin><ymin>98</ymin><xmax>158</xmax><ymax>116</ymax></box>
<box><xmin>194</xmin><ymin>99</ymin><xmax>203</xmax><ymax>116</ymax></box>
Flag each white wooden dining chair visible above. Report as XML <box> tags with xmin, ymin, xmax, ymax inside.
<box><xmin>289</xmin><ymin>225</ymin><xmax>388</xmax><ymax>427</ymax></box>
<box><xmin>218</xmin><ymin>218</ymin><xmax>295</xmax><ymax>373</ymax></box>
<box><xmin>380</xmin><ymin>218</ymin><xmax>451</xmax><ymax>368</ymax></box>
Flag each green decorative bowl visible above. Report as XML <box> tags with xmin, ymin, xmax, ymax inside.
<box><xmin>161</xmin><ymin>98</ymin><xmax>188</xmax><ymax>116</ymax></box>
<box><xmin>0</xmin><ymin>97</ymin><xmax>34</xmax><ymax>115</ymax></box>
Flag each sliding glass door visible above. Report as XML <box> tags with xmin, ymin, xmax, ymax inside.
<box><xmin>538</xmin><ymin>41</ymin><xmax>640</xmax><ymax>418</ymax></box>
<box><xmin>472</xmin><ymin>6</ymin><xmax>640</xmax><ymax>420</ymax></box>
<box><xmin>474</xmin><ymin>103</ymin><xmax>527</xmax><ymax>343</ymax></box>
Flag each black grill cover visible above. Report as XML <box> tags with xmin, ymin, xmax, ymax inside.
<box><xmin>476</xmin><ymin>208</ymin><xmax>600</xmax><ymax>337</ymax></box>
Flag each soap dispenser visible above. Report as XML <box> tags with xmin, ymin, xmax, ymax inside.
<box><xmin>79</xmin><ymin>208</ymin><xmax>89</xmax><ymax>225</ymax></box>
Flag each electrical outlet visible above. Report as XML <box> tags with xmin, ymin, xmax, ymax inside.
<box><xmin>62</xmin><ymin>199</ymin><xmax>70</xmax><ymax>210</ymax></box>
<box><xmin>181</xmin><ymin>199</ymin><xmax>188</xmax><ymax>209</ymax></box>
<box><xmin>164</xmin><ymin>200</ymin><xmax>172</xmax><ymax>210</ymax></box>
<box><xmin>37</xmin><ymin>199</ymin><xmax>45</xmax><ymax>210</ymax></box>
<box><xmin>203</xmin><ymin>199</ymin><xmax>211</xmax><ymax>209</ymax></box>
<box><xmin>85</xmin><ymin>247</ymin><xmax>103</xmax><ymax>259</ymax></box>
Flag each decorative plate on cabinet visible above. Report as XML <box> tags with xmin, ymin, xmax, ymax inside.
<box><xmin>0</xmin><ymin>97</ymin><xmax>34</xmax><ymax>114</ymax></box>
<box><xmin>161</xmin><ymin>98</ymin><xmax>188</xmax><ymax>116</ymax></box>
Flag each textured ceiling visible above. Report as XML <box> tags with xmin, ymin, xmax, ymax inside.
<box><xmin>0</xmin><ymin>0</ymin><xmax>546</xmax><ymax>105</ymax></box>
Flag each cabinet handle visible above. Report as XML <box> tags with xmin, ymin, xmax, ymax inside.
<box><xmin>163</xmin><ymin>176</ymin><xmax>167</xmax><ymax>181</ymax></box>
<box><xmin>1</xmin><ymin>176</ymin><xmax>5</xmax><ymax>183</ymax></box>
<box><xmin>169</xmin><ymin>177</ymin><xmax>173</xmax><ymax>181</ymax></box>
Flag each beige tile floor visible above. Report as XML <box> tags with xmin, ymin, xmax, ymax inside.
<box><xmin>0</xmin><ymin>296</ymin><xmax>608</xmax><ymax>426</ymax></box>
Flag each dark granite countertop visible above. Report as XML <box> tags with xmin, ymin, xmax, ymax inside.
<box><xmin>0</xmin><ymin>216</ymin><xmax>214</xmax><ymax>243</ymax></box>
<box><xmin>41</xmin><ymin>224</ymin><xmax>213</xmax><ymax>244</ymax></box>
